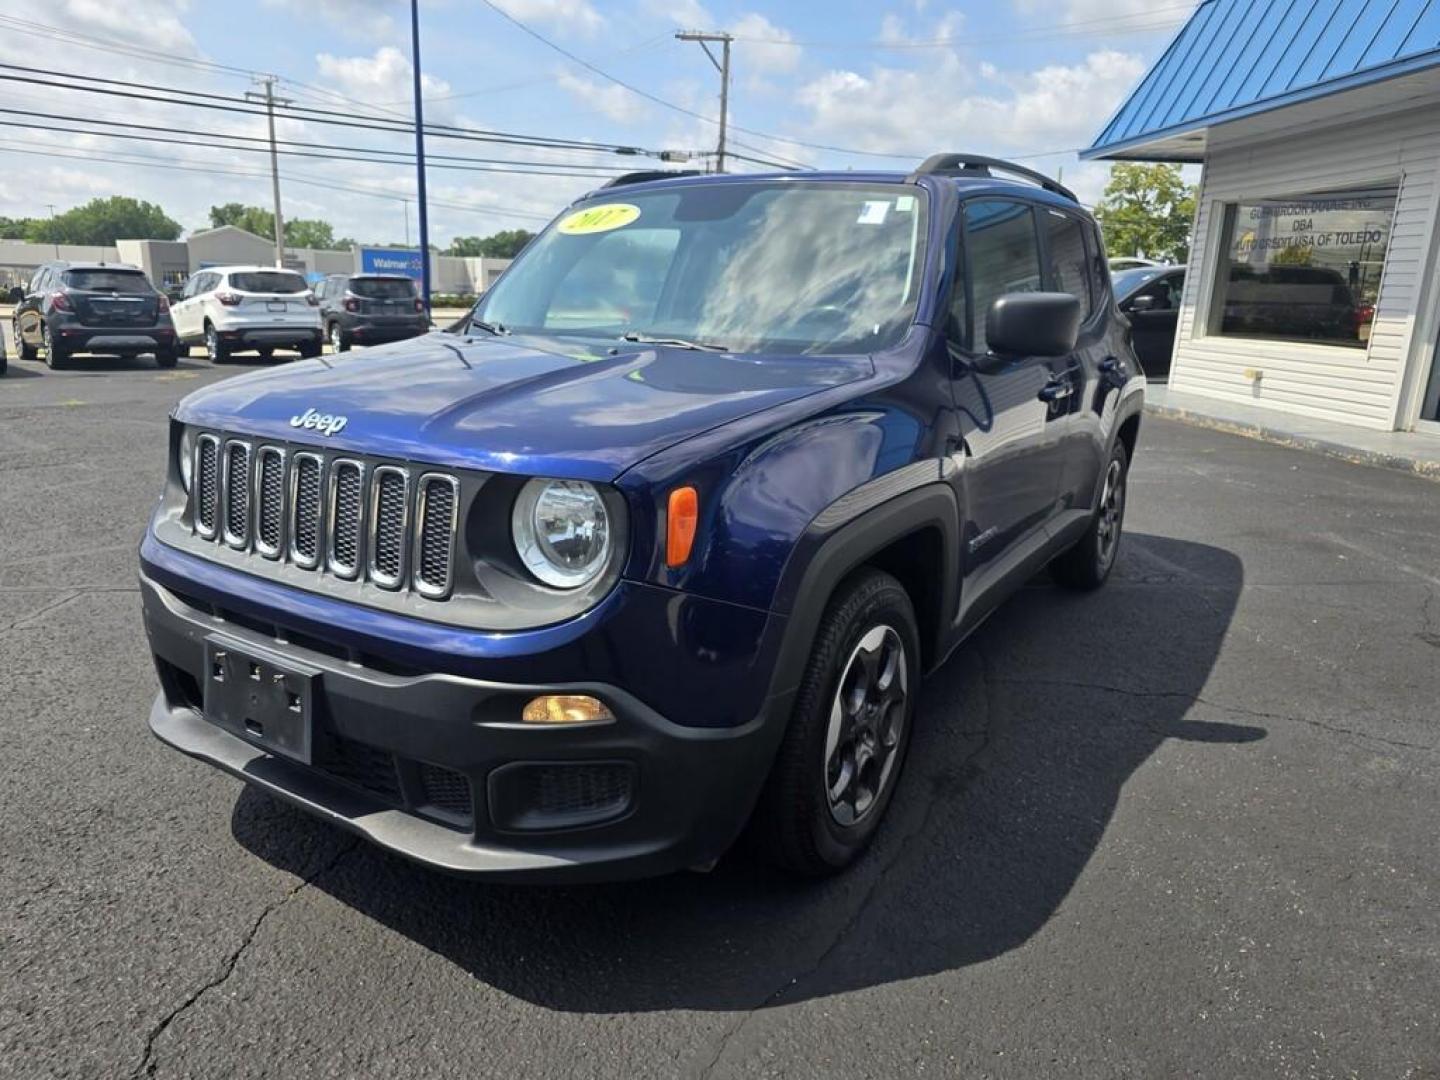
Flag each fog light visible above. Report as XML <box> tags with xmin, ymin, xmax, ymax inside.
<box><xmin>521</xmin><ymin>695</ymin><xmax>614</xmax><ymax>725</ymax></box>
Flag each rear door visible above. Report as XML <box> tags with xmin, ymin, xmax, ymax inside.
<box><xmin>949</xmin><ymin>197</ymin><xmax>1068</xmax><ymax>612</ymax></box>
<box><xmin>17</xmin><ymin>267</ymin><xmax>50</xmax><ymax>346</ymax></box>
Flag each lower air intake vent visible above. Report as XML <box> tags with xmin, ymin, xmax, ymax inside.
<box><xmin>487</xmin><ymin>761</ymin><xmax>636</xmax><ymax>832</ymax></box>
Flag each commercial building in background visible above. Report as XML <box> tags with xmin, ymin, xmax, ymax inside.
<box><xmin>0</xmin><ymin>226</ymin><xmax>511</xmax><ymax>298</ymax></box>
<box><xmin>1085</xmin><ymin>0</ymin><xmax>1440</xmax><ymax>435</ymax></box>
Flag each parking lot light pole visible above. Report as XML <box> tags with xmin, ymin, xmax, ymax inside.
<box><xmin>410</xmin><ymin>0</ymin><xmax>431</xmax><ymax>313</ymax></box>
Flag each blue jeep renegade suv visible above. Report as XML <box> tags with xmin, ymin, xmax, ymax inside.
<box><xmin>141</xmin><ymin>155</ymin><xmax>1145</xmax><ymax>881</ymax></box>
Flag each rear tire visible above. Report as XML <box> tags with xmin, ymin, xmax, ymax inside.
<box><xmin>42</xmin><ymin>324</ymin><xmax>67</xmax><ymax>370</ymax></box>
<box><xmin>257</xmin><ymin>347</ymin><xmax>274</xmax><ymax>360</ymax></box>
<box><xmin>1051</xmin><ymin>439</ymin><xmax>1129</xmax><ymax>591</ymax></box>
<box><xmin>328</xmin><ymin>322</ymin><xmax>350</xmax><ymax>352</ymax></box>
<box><xmin>299</xmin><ymin>338</ymin><xmax>322</xmax><ymax>360</ymax></box>
<box><xmin>0</xmin><ymin>350</ymin><xmax>7</xmax><ymax>376</ymax></box>
<box><xmin>749</xmin><ymin>569</ymin><xmax>919</xmax><ymax>877</ymax></box>
<box><xmin>155</xmin><ymin>348</ymin><xmax>177</xmax><ymax>369</ymax></box>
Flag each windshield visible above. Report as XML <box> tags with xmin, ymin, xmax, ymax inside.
<box><xmin>476</xmin><ymin>181</ymin><xmax>929</xmax><ymax>355</ymax></box>
<box><xmin>350</xmin><ymin>277</ymin><xmax>417</xmax><ymax>299</ymax></box>
<box><xmin>63</xmin><ymin>269</ymin><xmax>151</xmax><ymax>294</ymax></box>
<box><xmin>230</xmin><ymin>271</ymin><xmax>308</xmax><ymax>294</ymax></box>
<box><xmin>1112</xmin><ymin>267</ymin><xmax>1163</xmax><ymax>298</ymax></box>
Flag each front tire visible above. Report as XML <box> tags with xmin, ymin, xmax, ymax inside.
<box><xmin>204</xmin><ymin>323</ymin><xmax>229</xmax><ymax>364</ymax></box>
<box><xmin>750</xmin><ymin>569</ymin><xmax>919</xmax><ymax>877</ymax></box>
<box><xmin>16</xmin><ymin>323</ymin><xmax>36</xmax><ymax>361</ymax></box>
<box><xmin>1051</xmin><ymin>440</ymin><xmax>1129</xmax><ymax>591</ymax></box>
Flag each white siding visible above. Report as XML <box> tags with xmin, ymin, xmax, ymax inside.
<box><xmin>1169</xmin><ymin>99</ymin><xmax>1440</xmax><ymax>430</ymax></box>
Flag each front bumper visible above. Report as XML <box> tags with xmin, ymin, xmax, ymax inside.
<box><xmin>140</xmin><ymin>570</ymin><xmax>786</xmax><ymax>882</ymax></box>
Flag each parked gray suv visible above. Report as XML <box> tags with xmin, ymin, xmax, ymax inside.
<box><xmin>315</xmin><ymin>273</ymin><xmax>429</xmax><ymax>352</ymax></box>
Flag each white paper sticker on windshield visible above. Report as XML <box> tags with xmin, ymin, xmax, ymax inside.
<box><xmin>895</xmin><ymin>195</ymin><xmax>916</xmax><ymax>213</ymax></box>
<box><xmin>857</xmin><ymin>200</ymin><xmax>891</xmax><ymax>225</ymax></box>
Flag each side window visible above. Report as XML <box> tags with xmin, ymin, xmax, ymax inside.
<box><xmin>181</xmin><ymin>274</ymin><xmax>199</xmax><ymax>299</ymax></box>
<box><xmin>28</xmin><ymin>268</ymin><xmax>46</xmax><ymax>293</ymax></box>
<box><xmin>1040</xmin><ymin>209</ymin><xmax>1091</xmax><ymax>321</ymax></box>
<box><xmin>963</xmin><ymin>199</ymin><xmax>1042</xmax><ymax>354</ymax></box>
<box><xmin>313</xmin><ymin>279</ymin><xmax>326</xmax><ymax>300</ymax></box>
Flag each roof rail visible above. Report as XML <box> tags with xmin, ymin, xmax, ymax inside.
<box><xmin>907</xmin><ymin>154</ymin><xmax>1077</xmax><ymax>202</ymax></box>
<box><xmin>602</xmin><ymin>169</ymin><xmax>703</xmax><ymax>189</ymax></box>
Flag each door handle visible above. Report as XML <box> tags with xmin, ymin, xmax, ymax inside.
<box><xmin>1038</xmin><ymin>379</ymin><xmax>1073</xmax><ymax>403</ymax></box>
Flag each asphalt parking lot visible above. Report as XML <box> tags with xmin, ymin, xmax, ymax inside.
<box><xmin>2</xmin><ymin>350</ymin><xmax>1437</xmax><ymax>1079</ymax></box>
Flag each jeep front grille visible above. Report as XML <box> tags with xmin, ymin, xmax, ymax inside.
<box><xmin>188</xmin><ymin>434</ymin><xmax>460</xmax><ymax>602</ymax></box>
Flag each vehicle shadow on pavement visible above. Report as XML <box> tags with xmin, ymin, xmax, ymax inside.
<box><xmin>233</xmin><ymin>532</ymin><xmax>1262</xmax><ymax>1012</ymax></box>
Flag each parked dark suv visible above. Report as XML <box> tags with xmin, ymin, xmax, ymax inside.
<box><xmin>141</xmin><ymin>156</ymin><xmax>1144</xmax><ymax>882</ymax></box>
<box><xmin>315</xmin><ymin>273</ymin><xmax>429</xmax><ymax>351</ymax></box>
<box><xmin>11</xmin><ymin>261</ymin><xmax>178</xmax><ymax>369</ymax></box>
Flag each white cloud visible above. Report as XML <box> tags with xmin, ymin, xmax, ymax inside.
<box><xmin>58</xmin><ymin>0</ymin><xmax>201</xmax><ymax>54</ymax></box>
<box><xmin>489</xmin><ymin>0</ymin><xmax>603</xmax><ymax>34</ymax></box>
<box><xmin>645</xmin><ymin>0</ymin><xmax>713</xmax><ymax>26</ymax></box>
<box><xmin>797</xmin><ymin>49</ymin><xmax>1145</xmax><ymax>159</ymax></box>
<box><xmin>1014</xmin><ymin>0</ymin><xmax>1164</xmax><ymax>24</ymax></box>
<box><xmin>314</xmin><ymin>47</ymin><xmax>453</xmax><ymax>113</ymax></box>
<box><xmin>555</xmin><ymin>69</ymin><xmax>648</xmax><ymax>123</ymax></box>
<box><xmin>730</xmin><ymin>13</ymin><xmax>800</xmax><ymax>75</ymax></box>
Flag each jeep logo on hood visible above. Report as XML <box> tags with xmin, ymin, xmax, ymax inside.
<box><xmin>289</xmin><ymin>408</ymin><xmax>348</xmax><ymax>437</ymax></box>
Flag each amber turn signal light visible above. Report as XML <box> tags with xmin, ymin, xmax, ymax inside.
<box><xmin>521</xmin><ymin>695</ymin><xmax>615</xmax><ymax>725</ymax></box>
<box><xmin>666</xmin><ymin>486</ymin><xmax>699</xmax><ymax>567</ymax></box>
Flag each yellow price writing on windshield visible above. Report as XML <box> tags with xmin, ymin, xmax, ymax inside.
<box><xmin>556</xmin><ymin>203</ymin><xmax>641</xmax><ymax>236</ymax></box>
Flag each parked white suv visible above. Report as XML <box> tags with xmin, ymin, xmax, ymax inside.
<box><xmin>170</xmin><ymin>265</ymin><xmax>323</xmax><ymax>362</ymax></box>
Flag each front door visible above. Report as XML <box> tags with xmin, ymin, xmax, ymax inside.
<box><xmin>948</xmin><ymin>198</ymin><xmax>1068</xmax><ymax>622</ymax></box>
<box><xmin>1123</xmin><ymin>270</ymin><xmax>1183</xmax><ymax>378</ymax></box>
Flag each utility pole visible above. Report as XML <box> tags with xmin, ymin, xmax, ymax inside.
<box><xmin>245</xmin><ymin>76</ymin><xmax>292</xmax><ymax>268</ymax></box>
<box><xmin>45</xmin><ymin>203</ymin><xmax>58</xmax><ymax>257</ymax></box>
<box><xmin>675</xmin><ymin>31</ymin><xmax>733</xmax><ymax>173</ymax></box>
<box><xmin>409</xmin><ymin>0</ymin><xmax>432</xmax><ymax>312</ymax></box>
<box><xmin>403</xmin><ymin>199</ymin><xmax>411</xmax><ymax>247</ymax></box>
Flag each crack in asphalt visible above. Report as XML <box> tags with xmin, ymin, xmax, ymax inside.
<box><xmin>990</xmin><ymin>676</ymin><xmax>1435</xmax><ymax>755</ymax></box>
<box><xmin>129</xmin><ymin>839</ymin><xmax>359</xmax><ymax>1079</ymax></box>
<box><xmin>0</xmin><ymin>586</ymin><xmax>141</xmax><ymax>633</ymax></box>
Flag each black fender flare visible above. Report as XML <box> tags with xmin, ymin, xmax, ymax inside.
<box><xmin>763</xmin><ymin>479</ymin><xmax>961</xmax><ymax>711</ymax></box>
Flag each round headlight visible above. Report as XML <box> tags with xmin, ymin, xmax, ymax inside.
<box><xmin>512</xmin><ymin>478</ymin><xmax>612</xmax><ymax>589</ymax></box>
<box><xmin>178</xmin><ymin>427</ymin><xmax>194</xmax><ymax>493</ymax></box>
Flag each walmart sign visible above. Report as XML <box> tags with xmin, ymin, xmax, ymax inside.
<box><xmin>359</xmin><ymin>247</ymin><xmax>424</xmax><ymax>280</ymax></box>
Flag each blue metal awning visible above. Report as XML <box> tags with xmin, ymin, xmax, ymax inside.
<box><xmin>1084</xmin><ymin>0</ymin><xmax>1440</xmax><ymax>160</ymax></box>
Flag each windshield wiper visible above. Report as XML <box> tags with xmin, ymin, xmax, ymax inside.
<box><xmin>620</xmin><ymin>330</ymin><xmax>729</xmax><ymax>352</ymax></box>
<box><xmin>468</xmin><ymin>317</ymin><xmax>509</xmax><ymax>336</ymax></box>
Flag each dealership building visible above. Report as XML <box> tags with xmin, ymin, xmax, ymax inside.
<box><xmin>1085</xmin><ymin>0</ymin><xmax>1440</xmax><ymax>435</ymax></box>
<box><xmin>0</xmin><ymin>226</ymin><xmax>511</xmax><ymax>297</ymax></box>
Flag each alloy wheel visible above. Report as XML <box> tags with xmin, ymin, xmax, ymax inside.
<box><xmin>206</xmin><ymin>327</ymin><xmax>219</xmax><ymax>363</ymax></box>
<box><xmin>823</xmin><ymin>624</ymin><xmax>909</xmax><ymax>826</ymax></box>
<box><xmin>1095</xmin><ymin>458</ymin><xmax>1125</xmax><ymax>569</ymax></box>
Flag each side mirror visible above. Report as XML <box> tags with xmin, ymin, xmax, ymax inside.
<box><xmin>1127</xmin><ymin>294</ymin><xmax>1158</xmax><ymax>314</ymax></box>
<box><xmin>984</xmin><ymin>292</ymin><xmax>1082</xmax><ymax>362</ymax></box>
<box><xmin>165</xmin><ymin>287</ymin><xmax>185</xmax><ymax>304</ymax></box>
<box><xmin>7</xmin><ymin>285</ymin><xmax>24</xmax><ymax>305</ymax></box>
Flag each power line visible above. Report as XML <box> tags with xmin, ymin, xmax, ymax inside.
<box><xmin>0</xmin><ymin>63</ymin><xmax>669</xmax><ymax>158</ymax></box>
<box><xmin>0</xmin><ymin>106</ymin><xmax>629</xmax><ymax>173</ymax></box>
<box><xmin>0</xmin><ymin>138</ymin><xmax>556</xmax><ymax>223</ymax></box>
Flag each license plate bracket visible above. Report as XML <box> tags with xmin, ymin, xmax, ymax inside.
<box><xmin>203</xmin><ymin>637</ymin><xmax>319</xmax><ymax>764</ymax></box>
<box><xmin>266</xmin><ymin>300</ymin><xmax>286</xmax><ymax>312</ymax></box>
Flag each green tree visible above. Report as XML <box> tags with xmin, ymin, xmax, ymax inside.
<box><xmin>28</xmin><ymin>197</ymin><xmax>180</xmax><ymax>245</ymax></box>
<box><xmin>446</xmin><ymin>229</ymin><xmax>534</xmax><ymax>258</ymax></box>
<box><xmin>1093</xmin><ymin>163</ymin><xmax>1197</xmax><ymax>263</ymax></box>
<box><xmin>0</xmin><ymin>216</ymin><xmax>36</xmax><ymax>239</ymax></box>
<box><xmin>207</xmin><ymin>204</ymin><xmax>351</xmax><ymax>250</ymax></box>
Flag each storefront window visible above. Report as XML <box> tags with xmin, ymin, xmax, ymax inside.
<box><xmin>1212</xmin><ymin>185</ymin><xmax>1397</xmax><ymax>349</ymax></box>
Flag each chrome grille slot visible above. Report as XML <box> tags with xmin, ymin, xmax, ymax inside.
<box><xmin>254</xmin><ymin>447</ymin><xmax>286</xmax><ymax>558</ymax></box>
<box><xmin>414</xmin><ymin>474</ymin><xmax>459</xmax><ymax>599</ymax></box>
<box><xmin>328</xmin><ymin>460</ymin><xmax>365</xmax><ymax>579</ymax></box>
<box><xmin>368</xmin><ymin>466</ymin><xmax>409</xmax><ymax>590</ymax></box>
<box><xmin>194</xmin><ymin>434</ymin><xmax>220</xmax><ymax>539</ymax></box>
<box><xmin>290</xmin><ymin>453</ymin><xmax>323</xmax><ymax>569</ymax></box>
<box><xmin>221</xmin><ymin>440</ymin><xmax>252</xmax><ymax>549</ymax></box>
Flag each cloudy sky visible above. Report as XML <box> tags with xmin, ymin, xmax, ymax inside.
<box><xmin>0</xmin><ymin>0</ymin><xmax>1195</xmax><ymax>247</ymax></box>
